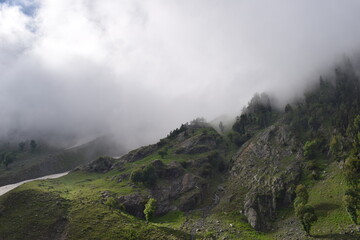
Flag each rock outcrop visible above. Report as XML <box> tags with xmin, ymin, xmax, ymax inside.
<box><xmin>175</xmin><ymin>133</ymin><xmax>218</xmax><ymax>155</ymax></box>
<box><xmin>86</xmin><ymin>156</ymin><xmax>115</xmax><ymax>173</ymax></box>
<box><xmin>150</xmin><ymin>162</ymin><xmax>206</xmax><ymax>215</ymax></box>
<box><xmin>229</xmin><ymin>125</ymin><xmax>302</xmax><ymax>230</ymax></box>
<box><xmin>120</xmin><ymin>144</ymin><xmax>159</xmax><ymax>163</ymax></box>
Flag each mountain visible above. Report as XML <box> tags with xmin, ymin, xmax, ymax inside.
<box><xmin>0</xmin><ymin>135</ymin><xmax>128</xmax><ymax>187</ymax></box>
<box><xmin>0</xmin><ymin>61</ymin><xmax>360</xmax><ymax>239</ymax></box>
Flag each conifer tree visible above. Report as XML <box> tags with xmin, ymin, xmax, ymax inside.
<box><xmin>294</xmin><ymin>184</ymin><xmax>317</xmax><ymax>236</ymax></box>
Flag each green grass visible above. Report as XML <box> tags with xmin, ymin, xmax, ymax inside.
<box><xmin>269</xmin><ymin>161</ymin><xmax>360</xmax><ymax>239</ymax></box>
<box><xmin>206</xmin><ymin>211</ymin><xmax>274</xmax><ymax>240</ymax></box>
<box><xmin>153</xmin><ymin>211</ymin><xmax>186</xmax><ymax>228</ymax></box>
<box><xmin>0</xmin><ymin>189</ymin><xmax>69</xmax><ymax>240</ymax></box>
<box><xmin>0</xmin><ymin>170</ymin><xmax>191</xmax><ymax>240</ymax></box>
<box><xmin>307</xmin><ymin>162</ymin><xmax>356</xmax><ymax>237</ymax></box>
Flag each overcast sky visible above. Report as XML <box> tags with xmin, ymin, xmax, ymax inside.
<box><xmin>1</xmin><ymin>0</ymin><xmax>360</xmax><ymax>148</ymax></box>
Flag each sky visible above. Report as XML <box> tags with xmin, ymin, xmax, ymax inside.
<box><xmin>1</xmin><ymin>0</ymin><xmax>360</xmax><ymax>148</ymax></box>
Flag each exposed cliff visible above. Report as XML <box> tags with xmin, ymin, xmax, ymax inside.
<box><xmin>229</xmin><ymin>124</ymin><xmax>302</xmax><ymax>230</ymax></box>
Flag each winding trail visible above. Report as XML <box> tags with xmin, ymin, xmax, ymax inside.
<box><xmin>0</xmin><ymin>171</ymin><xmax>69</xmax><ymax>196</ymax></box>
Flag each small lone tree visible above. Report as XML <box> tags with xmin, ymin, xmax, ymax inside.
<box><xmin>130</xmin><ymin>169</ymin><xmax>143</xmax><ymax>183</ymax></box>
<box><xmin>2</xmin><ymin>152</ymin><xmax>16</xmax><ymax>169</ymax></box>
<box><xmin>343</xmin><ymin>189</ymin><xmax>359</xmax><ymax>224</ymax></box>
<box><xmin>343</xmin><ymin>156</ymin><xmax>360</xmax><ymax>224</ymax></box>
<box><xmin>130</xmin><ymin>165</ymin><xmax>157</xmax><ymax>187</ymax></box>
<box><xmin>294</xmin><ymin>184</ymin><xmax>309</xmax><ymax>206</ymax></box>
<box><xmin>30</xmin><ymin>140</ymin><xmax>37</xmax><ymax>152</ymax></box>
<box><xmin>342</xmin><ymin>116</ymin><xmax>360</xmax><ymax>224</ymax></box>
<box><xmin>144</xmin><ymin>198</ymin><xmax>157</xmax><ymax>223</ymax></box>
<box><xmin>158</xmin><ymin>149</ymin><xmax>167</xmax><ymax>159</ymax></box>
<box><xmin>284</xmin><ymin>103</ymin><xmax>293</xmax><ymax>113</ymax></box>
<box><xmin>219</xmin><ymin>121</ymin><xmax>225</xmax><ymax>133</ymax></box>
<box><xmin>303</xmin><ymin>139</ymin><xmax>320</xmax><ymax>160</ymax></box>
<box><xmin>294</xmin><ymin>184</ymin><xmax>317</xmax><ymax>236</ymax></box>
<box><xmin>105</xmin><ymin>197</ymin><xmax>118</xmax><ymax>209</ymax></box>
<box><xmin>3</xmin><ymin>157</ymin><xmax>13</xmax><ymax>168</ymax></box>
<box><xmin>18</xmin><ymin>142</ymin><xmax>26</xmax><ymax>152</ymax></box>
<box><xmin>295</xmin><ymin>204</ymin><xmax>318</xmax><ymax>235</ymax></box>
<box><xmin>329</xmin><ymin>135</ymin><xmax>343</xmax><ymax>162</ymax></box>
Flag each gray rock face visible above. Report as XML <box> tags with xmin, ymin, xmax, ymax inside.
<box><xmin>245</xmin><ymin>207</ymin><xmax>259</xmax><ymax>229</ymax></box>
<box><xmin>153</xmin><ymin>160</ymin><xmax>185</xmax><ymax>179</ymax></box>
<box><xmin>86</xmin><ymin>156</ymin><xmax>115</xmax><ymax>173</ymax></box>
<box><xmin>229</xmin><ymin>125</ymin><xmax>302</xmax><ymax>231</ymax></box>
<box><xmin>150</xmin><ymin>170</ymin><xmax>205</xmax><ymax>215</ymax></box>
<box><xmin>120</xmin><ymin>144</ymin><xmax>158</xmax><ymax>163</ymax></box>
<box><xmin>181</xmin><ymin>173</ymin><xmax>199</xmax><ymax>192</ymax></box>
<box><xmin>175</xmin><ymin>134</ymin><xmax>217</xmax><ymax>154</ymax></box>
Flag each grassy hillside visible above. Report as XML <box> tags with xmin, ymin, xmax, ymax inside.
<box><xmin>270</xmin><ymin>161</ymin><xmax>359</xmax><ymax>239</ymax></box>
<box><xmin>0</xmin><ymin>125</ymin><xmax>272</xmax><ymax>240</ymax></box>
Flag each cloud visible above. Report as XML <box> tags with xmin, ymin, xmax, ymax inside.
<box><xmin>1</xmin><ymin>0</ymin><xmax>360</xmax><ymax>148</ymax></box>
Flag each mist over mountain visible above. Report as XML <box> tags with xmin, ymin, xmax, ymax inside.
<box><xmin>1</xmin><ymin>0</ymin><xmax>360</xmax><ymax>148</ymax></box>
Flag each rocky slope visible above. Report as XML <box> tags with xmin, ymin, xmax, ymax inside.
<box><xmin>87</xmin><ymin>124</ymin><xmax>229</xmax><ymax>219</ymax></box>
<box><xmin>229</xmin><ymin>124</ymin><xmax>303</xmax><ymax>230</ymax></box>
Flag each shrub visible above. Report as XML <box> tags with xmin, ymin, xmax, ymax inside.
<box><xmin>294</xmin><ymin>184</ymin><xmax>317</xmax><ymax>235</ymax></box>
<box><xmin>105</xmin><ymin>197</ymin><xmax>118</xmax><ymax>209</ymax></box>
<box><xmin>142</xmin><ymin>165</ymin><xmax>157</xmax><ymax>186</ymax></box>
<box><xmin>144</xmin><ymin>198</ymin><xmax>157</xmax><ymax>223</ymax></box>
<box><xmin>303</xmin><ymin>139</ymin><xmax>320</xmax><ymax>159</ymax></box>
<box><xmin>130</xmin><ymin>169</ymin><xmax>143</xmax><ymax>183</ymax></box>
<box><xmin>343</xmin><ymin>190</ymin><xmax>359</xmax><ymax>224</ymax></box>
<box><xmin>30</xmin><ymin>140</ymin><xmax>37</xmax><ymax>152</ymax></box>
<box><xmin>130</xmin><ymin>165</ymin><xmax>157</xmax><ymax>187</ymax></box>
<box><xmin>294</xmin><ymin>184</ymin><xmax>309</xmax><ymax>207</ymax></box>
<box><xmin>158</xmin><ymin>149</ymin><xmax>167</xmax><ymax>159</ymax></box>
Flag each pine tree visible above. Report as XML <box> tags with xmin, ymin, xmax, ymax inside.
<box><xmin>294</xmin><ymin>185</ymin><xmax>317</xmax><ymax>236</ymax></box>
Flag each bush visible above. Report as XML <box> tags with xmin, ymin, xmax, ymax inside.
<box><xmin>306</xmin><ymin>161</ymin><xmax>318</xmax><ymax>171</ymax></box>
<box><xmin>144</xmin><ymin>198</ymin><xmax>157</xmax><ymax>223</ymax></box>
<box><xmin>105</xmin><ymin>197</ymin><xmax>118</xmax><ymax>209</ymax></box>
<box><xmin>142</xmin><ymin>165</ymin><xmax>157</xmax><ymax>186</ymax></box>
<box><xmin>130</xmin><ymin>169</ymin><xmax>143</xmax><ymax>183</ymax></box>
<box><xmin>200</xmin><ymin>163</ymin><xmax>213</xmax><ymax>177</ymax></box>
<box><xmin>294</xmin><ymin>184</ymin><xmax>309</xmax><ymax>207</ymax></box>
<box><xmin>158</xmin><ymin>149</ymin><xmax>167</xmax><ymax>159</ymax></box>
<box><xmin>30</xmin><ymin>140</ymin><xmax>37</xmax><ymax>152</ymax></box>
<box><xmin>130</xmin><ymin>165</ymin><xmax>157</xmax><ymax>187</ymax></box>
<box><xmin>343</xmin><ymin>190</ymin><xmax>359</xmax><ymax>224</ymax></box>
<box><xmin>2</xmin><ymin>152</ymin><xmax>16</xmax><ymax>168</ymax></box>
<box><xmin>303</xmin><ymin>139</ymin><xmax>321</xmax><ymax>159</ymax></box>
<box><xmin>294</xmin><ymin>184</ymin><xmax>317</xmax><ymax>236</ymax></box>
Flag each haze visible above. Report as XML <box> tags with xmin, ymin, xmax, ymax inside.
<box><xmin>1</xmin><ymin>0</ymin><xmax>360</xmax><ymax>149</ymax></box>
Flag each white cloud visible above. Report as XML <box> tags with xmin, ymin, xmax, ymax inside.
<box><xmin>1</xmin><ymin>0</ymin><xmax>360</xmax><ymax>148</ymax></box>
<box><xmin>0</xmin><ymin>4</ymin><xmax>34</xmax><ymax>66</ymax></box>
